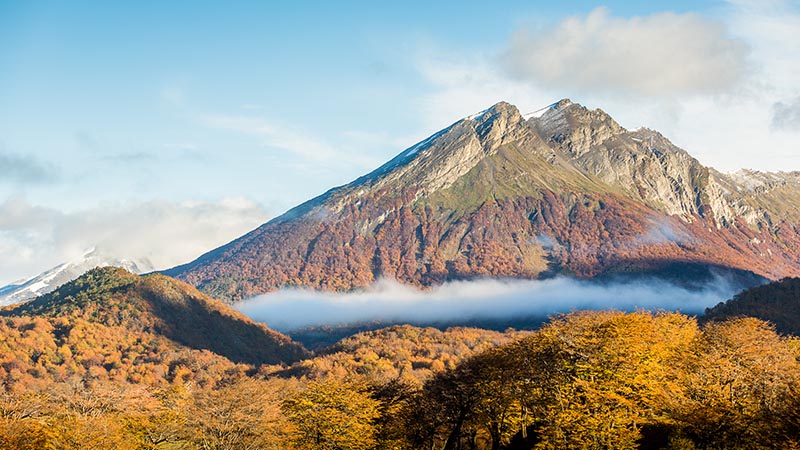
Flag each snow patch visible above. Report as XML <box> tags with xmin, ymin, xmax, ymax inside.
<box><xmin>523</xmin><ymin>101</ymin><xmax>559</xmax><ymax>120</ymax></box>
<box><xmin>467</xmin><ymin>108</ymin><xmax>489</xmax><ymax>121</ymax></box>
<box><xmin>400</xmin><ymin>130</ymin><xmax>444</xmax><ymax>159</ymax></box>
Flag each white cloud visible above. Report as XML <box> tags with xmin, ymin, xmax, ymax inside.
<box><xmin>501</xmin><ymin>7</ymin><xmax>749</xmax><ymax>97</ymax></box>
<box><xmin>0</xmin><ymin>196</ymin><xmax>270</xmax><ymax>285</ymax></box>
<box><xmin>236</xmin><ymin>276</ymin><xmax>740</xmax><ymax>332</ymax></box>
<box><xmin>199</xmin><ymin>112</ymin><xmax>390</xmax><ymax>177</ymax></box>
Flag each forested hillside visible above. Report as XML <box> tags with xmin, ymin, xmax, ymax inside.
<box><xmin>0</xmin><ymin>267</ymin><xmax>307</xmax><ymax>390</ymax></box>
<box><xmin>402</xmin><ymin>311</ymin><xmax>800</xmax><ymax>449</ymax></box>
<box><xmin>704</xmin><ymin>277</ymin><xmax>800</xmax><ymax>335</ymax></box>
<box><xmin>281</xmin><ymin>325</ymin><xmax>529</xmax><ymax>384</ymax></box>
<box><xmin>3</xmin><ymin>306</ymin><xmax>799</xmax><ymax>449</ymax></box>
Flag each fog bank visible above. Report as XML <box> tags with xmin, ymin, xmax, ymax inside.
<box><xmin>235</xmin><ymin>276</ymin><xmax>741</xmax><ymax>332</ymax></box>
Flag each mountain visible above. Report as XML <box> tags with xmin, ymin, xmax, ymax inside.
<box><xmin>166</xmin><ymin>100</ymin><xmax>800</xmax><ymax>302</ymax></box>
<box><xmin>0</xmin><ymin>267</ymin><xmax>308</xmax><ymax>389</ymax></box>
<box><xmin>0</xmin><ymin>247</ymin><xmax>155</xmax><ymax>306</ymax></box>
<box><xmin>704</xmin><ymin>277</ymin><xmax>800</xmax><ymax>335</ymax></box>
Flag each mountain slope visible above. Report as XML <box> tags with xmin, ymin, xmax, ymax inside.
<box><xmin>166</xmin><ymin>100</ymin><xmax>800</xmax><ymax>302</ymax></box>
<box><xmin>0</xmin><ymin>248</ymin><xmax>155</xmax><ymax>306</ymax></box>
<box><xmin>0</xmin><ymin>267</ymin><xmax>308</xmax><ymax>389</ymax></box>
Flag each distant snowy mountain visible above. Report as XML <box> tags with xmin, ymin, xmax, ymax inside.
<box><xmin>0</xmin><ymin>248</ymin><xmax>155</xmax><ymax>306</ymax></box>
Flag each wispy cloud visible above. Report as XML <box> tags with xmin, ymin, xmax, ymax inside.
<box><xmin>0</xmin><ymin>152</ymin><xmax>58</xmax><ymax>185</ymax></box>
<box><xmin>634</xmin><ymin>217</ymin><xmax>694</xmax><ymax>246</ymax></box>
<box><xmin>200</xmin><ymin>114</ymin><xmax>339</xmax><ymax>162</ymax></box>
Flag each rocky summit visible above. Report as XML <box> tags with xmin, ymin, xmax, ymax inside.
<box><xmin>165</xmin><ymin>100</ymin><xmax>800</xmax><ymax>302</ymax></box>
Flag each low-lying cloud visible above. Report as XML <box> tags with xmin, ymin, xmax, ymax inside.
<box><xmin>502</xmin><ymin>7</ymin><xmax>748</xmax><ymax>97</ymax></box>
<box><xmin>236</xmin><ymin>276</ymin><xmax>740</xmax><ymax>332</ymax></box>
<box><xmin>635</xmin><ymin>217</ymin><xmax>694</xmax><ymax>246</ymax></box>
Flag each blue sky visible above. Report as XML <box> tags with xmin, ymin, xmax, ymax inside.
<box><xmin>1</xmin><ymin>0</ymin><xmax>799</xmax><ymax>283</ymax></box>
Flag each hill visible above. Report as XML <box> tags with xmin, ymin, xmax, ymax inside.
<box><xmin>0</xmin><ymin>267</ymin><xmax>307</xmax><ymax>390</ymax></box>
<box><xmin>704</xmin><ymin>277</ymin><xmax>800</xmax><ymax>335</ymax></box>
<box><xmin>3</xmin><ymin>305</ymin><xmax>799</xmax><ymax>449</ymax></box>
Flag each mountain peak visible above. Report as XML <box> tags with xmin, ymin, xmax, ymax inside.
<box><xmin>553</xmin><ymin>98</ymin><xmax>573</xmax><ymax>109</ymax></box>
<box><xmin>483</xmin><ymin>100</ymin><xmax>520</xmax><ymax>116</ymax></box>
<box><xmin>0</xmin><ymin>250</ymin><xmax>156</xmax><ymax>306</ymax></box>
<box><xmin>327</xmin><ymin>100</ymin><xmax>531</xmax><ymax>200</ymax></box>
<box><xmin>531</xmin><ymin>99</ymin><xmax>624</xmax><ymax>157</ymax></box>
<box><xmin>466</xmin><ymin>101</ymin><xmax>522</xmax><ymax>124</ymax></box>
<box><xmin>470</xmin><ymin>101</ymin><xmax>526</xmax><ymax>145</ymax></box>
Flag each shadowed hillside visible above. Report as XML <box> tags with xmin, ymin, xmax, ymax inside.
<box><xmin>704</xmin><ymin>277</ymin><xmax>800</xmax><ymax>335</ymax></box>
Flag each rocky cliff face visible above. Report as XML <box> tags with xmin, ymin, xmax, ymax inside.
<box><xmin>165</xmin><ymin>100</ymin><xmax>800</xmax><ymax>302</ymax></box>
<box><xmin>532</xmin><ymin>101</ymin><xmax>724</xmax><ymax>223</ymax></box>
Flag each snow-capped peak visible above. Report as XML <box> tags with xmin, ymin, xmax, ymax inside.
<box><xmin>0</xmin><ymin>249</ymin><xmax>156</xmax><ymax>306</ymax></box>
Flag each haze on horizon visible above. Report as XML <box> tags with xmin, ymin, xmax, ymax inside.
<box><xmin>1</xmin><ymin>0</ymin><xmax>799</xmax><ymax>285</ymax></box>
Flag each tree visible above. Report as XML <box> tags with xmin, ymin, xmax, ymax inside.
<box><xmin>188</xmin><ymin>378</ymin><xmax>295</xmax><ymax>450</ymax></box>
<box><xmin>282</xmin><ymin>378</ymin><xmax>380</xmax><ymax>450</ymax></box>
<box><xmin>675</xmin><ymin>318</ymin><xmax>800</xmax><ymax>449</ymax></box>
<box><xmin>503</xmin><ymin>311</ymin><xmax>698</xmax><ymax>449</ymax></box>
